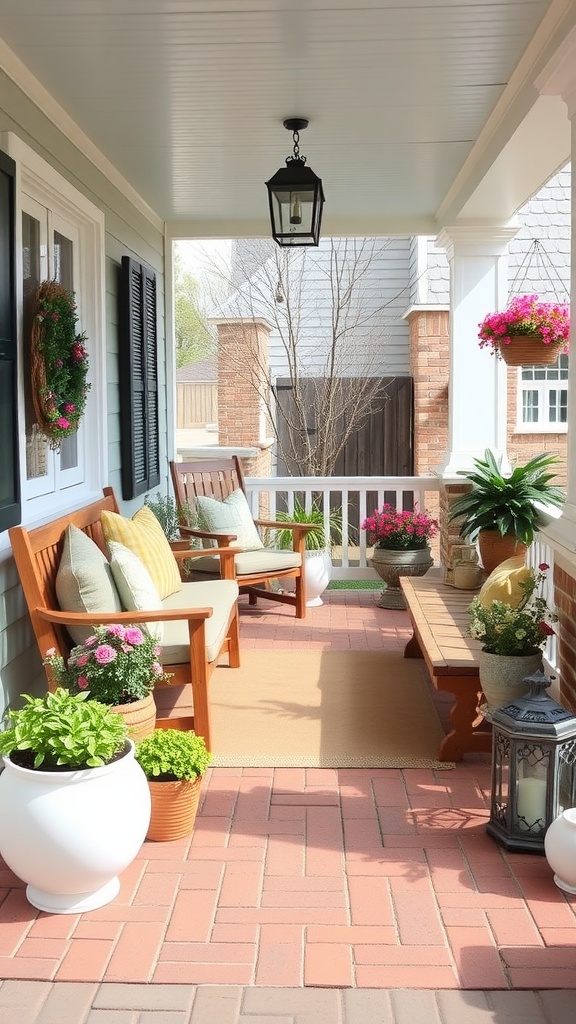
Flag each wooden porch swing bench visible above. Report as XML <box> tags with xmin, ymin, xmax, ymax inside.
<box><xmin>9</xmin><ymin>488</ymin><xmax>241</xmax><ymax>752</ymax></box>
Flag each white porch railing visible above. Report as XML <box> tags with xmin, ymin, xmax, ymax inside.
<box><xmin>245</xmin><ymin>475</ymin><xmax>441</xmax><ymax>580</ymax></box>
<box><xmin>527</xmin><ymin>533</ymin><xmax>558</xmax><ymax>674</ymax></box>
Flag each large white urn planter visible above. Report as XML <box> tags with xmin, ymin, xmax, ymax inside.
<box><xmin>282</xmin><ymin>549</ymin><xmax>332</xmax><ymax>607</ymax></box>
<box><xmin>0</xmin><ymin>740</ymin><xmax>151</xmax><ymax>914</ymax></box>
<box><xmin>544</xmin><ymin>809</ymin><xmax>576</xmax><ymax>894</ymax></box>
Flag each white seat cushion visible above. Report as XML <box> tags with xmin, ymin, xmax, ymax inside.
<box><xmin>187</xmin><ymin>548</ymin><xmax>302</xmax><ymax>576</ymax></box>
<box><xmin>160</xmin><ymin>579</ymin><xmax>239</xmax><ymax>665</ymax></box>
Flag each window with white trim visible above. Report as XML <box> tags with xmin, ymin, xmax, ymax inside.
<box><xmin>518</xmin><ymin>355</ymin><xmax>569</xmax><ymax>432</ymax></box>
<box><xmin>2</xmin><ymin>133</ymin><xmax>106</xmax><ymax>529</ymax></box>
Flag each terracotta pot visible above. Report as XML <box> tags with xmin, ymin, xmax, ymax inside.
<box><xmin>497</xmin><ymin>335</ymin><xmax>563</xmax><ymax>367</ymax></box>
<box><xmin>477</xmin><ymin>531</ymin><xmax>527</xmax><ymax>575</ymax></box>
<box><xmin>370</xmin><ymin>546</ymin><xmax>433</xmax><ymax>609</ymax></box>
<box><xmin>479</xmin><ymin>650</ymin><xmax>543</xmax><ymax>710</ymax></box>
<box><xmin>146</xmin><ymin>775</ymin><xmax>203</xmax><ymax>841</ymax></box>
<box><xmin>112</xmin><ymin>692</ymin><xmax>157</xmax><ymax>743</ymax></box>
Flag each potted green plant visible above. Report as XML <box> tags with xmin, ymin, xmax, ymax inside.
<box><xmin>469</xmin><ymin>563</ymin><xmax>557</xmax><ymax>708</ymax></box>
<box><xmin>0</xmin><ymin>688</ymin><xmax>151</xmax><ymax>913</ymax></box>
<box><xmin>274</xmin><ymin>498</ymin><xmax>344</xmax><ymax>606</ymax></box>
<box><xmin>478</xmin><ymin>294</ymin><xmax>570</xmax><ymax>366</ymax></box>
<box><xmin>448</xmin><ymin>450</ymin><xmax>565</xmax><ymax>574</ymax></box>
<box><xmin>144</xmin><ymin>491</ymin><xmax>197</xmax><ymax>542</ymax></box>
<box><xmin>135</xmin><ymin>728</ymin><xmax>213</xmax><ymax>841</ymax></box>
<box><xmin>361</xmin><ymin>503</ymin><xmax>439</xmax><ymax>609</ymax></box>
<box><xmin>43</xmin><ymin>624</ymin><xmax>172</xmax><ymax>741</ymax></box>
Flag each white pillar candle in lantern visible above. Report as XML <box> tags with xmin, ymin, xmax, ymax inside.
<box><xmin>516</xmin><ymin>777</ymin><xmax>547</xmax><ymax>831</ymax></box>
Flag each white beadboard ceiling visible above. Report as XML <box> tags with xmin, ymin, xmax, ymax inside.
<box><xmin>0</xmin><ymin>0</ymin><xmax>573</xmax><ymax>237</ymax></box>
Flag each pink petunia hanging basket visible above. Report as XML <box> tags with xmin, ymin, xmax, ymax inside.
<box><xmin>478</xmin><ymin>295</ymin><xmax>570</xmax><ymax>367</ymax></box>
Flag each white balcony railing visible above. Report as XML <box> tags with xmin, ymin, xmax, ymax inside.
<box><xmin>245</xmin><ymin>475</ymin><xmax>441</xmax><ymax>580</ymax></box>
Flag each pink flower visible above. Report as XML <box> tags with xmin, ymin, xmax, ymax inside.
<box><xmin>85</xmin><ymin>635</ymin><xmax>98</xmax><ymax>646</ymax></box>
<box><xmin>124</xmin><ymin>627</ymin><xmax>145</xmax><ymax>645</ymax></box>
<box><xmin>94</xmin><ymin>644</ymin><xmax>117</xmax><ymax>665</ymax></box>
<box><xmin>107</xmin><ymin>624</ymin><xmax>126</xmax><ymax>638</ymax></box>
<box><xmin>45</xmin><ymin>647</ymin><xmax>56</xmax><ymax>657</ymax></box>
<box><xmin>64</xmin><ymin>403</ymin><xmax>75</xmax><ymax>412</ymax></box>
<box><xmin>152</xmin><ymin>661</ymin><xmax>163</xmax><ymax>675</ymax></box>
<box><xmin>77</xmin><ymin>675</ymin><xmax>89</xmax><ymax>689</ymax></box>
<box><xmin>539</xmin><ymin>562</ymin><xmax>550</xmax><ymax>571</ymax></box>
<box><xmin>54</xmin><ymin>358</ymin><xmax>63</xmax><ymax>369</ymax></box>
<box><xmin>51</xmin><ymin>312</ymin><xmax>59</xmax><ymax>322</ymax></box>
<box><xmin>75</xmin><ymin>653</ymin><xmax>89</xmax><ymax>668</ymax></box>
<box><xmin>56</xmin><ymin>417</ymin><xmax>71</xmax><ymax>430</ymax></box>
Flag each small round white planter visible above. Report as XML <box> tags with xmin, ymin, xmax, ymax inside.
<box><xmin>544</xmin><ymin>809</ymin><xmax>576</xmax><ymax>894</ymax></box>
<box><xmin>0</xmin><ymin>740</ymin><xmax>151</xmax><ymax>914</ymax></box>
<box><xmin>282</xmin><ymin>549</ymin><xmax>332</xmax><ymax>607</ymax></box>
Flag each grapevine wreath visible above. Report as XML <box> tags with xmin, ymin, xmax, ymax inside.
<box><xmin>30</xmin><ymin>281</ymin><xmax>90</xmax><ymax>450</ymax></box>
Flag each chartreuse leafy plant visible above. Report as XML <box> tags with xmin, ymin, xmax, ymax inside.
<box><xmin>0</xmin><ymin>688</ymin><xmax>128</xmax><ymax>770</ymax></box>
<box><xmin>135</xmin><ymin>728</ymin><xmax>212</xmax><ymax>781</ymax></box>
<box><xmin>448</xmin><ymin>450</ymin><xmax>564</xmax><ymax>546</ymax></box>
<box><xmin>274</xmin><ymin>498</ymin><xmax>344</xmax><ymax>551</ymax></box>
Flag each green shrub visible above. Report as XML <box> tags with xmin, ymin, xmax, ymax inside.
<box><xmin>135</xmin><ymin>728</ymin><xmax>212</xmax><ymax>781</ymax></box>
<box><xmin>274</xmin><ymin>498</ymin><xmax>343</xmax><ymax>551</ymax></box>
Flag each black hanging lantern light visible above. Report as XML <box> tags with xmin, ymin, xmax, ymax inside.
<box><xmin>265</xmin><ymin>118</ymin><xmax>325</xmax><ymax>247</ymax></box>
<box><xmin>486</xmin><ymin>671</ymin><xmax>576</xmax><ymax>853</ymax></box>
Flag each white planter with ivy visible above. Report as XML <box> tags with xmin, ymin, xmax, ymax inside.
<box><xmin>0</xmin><ymin>690</ymin><xmax>151</xmax><ymax>914</ymax></box>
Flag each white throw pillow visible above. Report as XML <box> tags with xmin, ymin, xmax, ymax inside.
<box><xmin>108</xmin><ymin>541</ymin><xmax>163</xmax><ymax>642</ymax></box>
<box><xmin>55</xmin><ymin>525</ymin><xmax>123</xmax><ymax>645</ymax></box>
<box><xmin>196</xmin><ymin>488</ymin><xmax>264</xmax><ymax>551</ymax></box>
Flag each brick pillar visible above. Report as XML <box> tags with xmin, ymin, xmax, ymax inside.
<box><xmin>407</xmin><ymin>307</ymin><xmax>449</xmax><ymax>567</ymax></box>
<box><xmin>215</xmin><ymin>318</ymin><xmax>273</xmax><ymax>481</ymax></box>
<box><xmin>439</xmin><ymin>481</ymin><xmax>473</xmax><ymax>585</ymax></box>
<box><xmin>554</xmin><ymin>565</ymin><xmax>576</xmax><ymax>712</ymax></box>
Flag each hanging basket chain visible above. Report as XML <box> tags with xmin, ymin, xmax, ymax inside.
<box><xmin>509</xmin><ymin>239</ymin><xmax>569</xmax><ymax>304</ymax></box>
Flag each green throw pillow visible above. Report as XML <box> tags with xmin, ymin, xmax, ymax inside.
<box><xmin>196</xmin><ymin>488</ymin><xmax>264</xmax><ymax>551</ymax></box>
<box><xmin>55</xmin><ymin>524</ymin><xmax>123</xmax><ymax>645</ymax></box>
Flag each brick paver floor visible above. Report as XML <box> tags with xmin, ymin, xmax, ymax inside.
<box><xmin>1</xmin><ymin>589</ymin><xmax>576</xmax><ymax>1019</ymax></box>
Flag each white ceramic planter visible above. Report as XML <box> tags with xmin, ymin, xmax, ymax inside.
<box><xmin>544</xmin><ymin>809</ymin><xmax>576</xmax><ymax>894</ymax></box>
<box><xmin>0</xmin><ymin>740</ymin><xmax>151</xmax><ymax>913</ymax></box>
<box><xmin>282</xmin><ymin>549</ymin><xmax>332</xmax><ymax>607</ymax></box>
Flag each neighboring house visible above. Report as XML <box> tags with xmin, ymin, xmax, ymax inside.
<box><xmin>203</xmin><ymin>167</ymin><xmax>570</xmax><ymax>484</ymax></box>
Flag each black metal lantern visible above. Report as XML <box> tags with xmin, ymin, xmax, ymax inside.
<box><xmin>487</xmin><ymin>672</ymin><xmax>576</xmax><ymax>853</ymax></box>
<box><xmin>265</xmin><ymin>118</ymin><xmax>325</xmax><ymax>247</ymax></box>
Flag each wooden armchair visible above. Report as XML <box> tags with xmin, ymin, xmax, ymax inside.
<box><xmin>9</xmin><ymin>487</ymin><xmax>241</xmax><ymax>751</ymax></box>
<box><xmin>170</xmin><ymin>457</ymin><xmax>314</xmax><ymax>618</ymax></box>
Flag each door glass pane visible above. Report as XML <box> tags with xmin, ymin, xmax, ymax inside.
<box><xmin>54</xmin><ymin>229</ymin><xmax>78</xmax><ymax>471</ymax></box>
<box><xmin>22</xmin><ymin>211</ymin><xmax>49</xmax><ymax>481</ymax></box>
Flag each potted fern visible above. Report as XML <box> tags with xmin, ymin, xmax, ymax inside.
<box><xmin>135</xmin><ymin>728</ymin><xmax>212</xmax><ymax>841</ymax></box>
<box><xmin>274</xmin><ymin>498</ymin><xmax>344</xmax><ymax>606</ymax></box>
<box><xmin>0</xmin><ymin>688</ymin><xmax>151</xmax><ymax>913</ymax></box>
<box><xmin>448</xmin><ymin>450</ymin><xmax>564</xmax><ymax>574</ymax></box>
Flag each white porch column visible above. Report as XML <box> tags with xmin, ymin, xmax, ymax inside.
<box><xmin>436</xmin><ymin>225</ymin><xmax>518</xmax><ymax>477</ymax></box>
<box><xmin>536</xmin><ymin>27</ymin><xmax>576</xmax><ymax>562</ymax></box>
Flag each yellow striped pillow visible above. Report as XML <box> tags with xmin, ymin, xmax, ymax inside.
<box><xmin>101</xmin><ymin>505</ymin><xmax>182</xmax><ymax>600</ymax></box>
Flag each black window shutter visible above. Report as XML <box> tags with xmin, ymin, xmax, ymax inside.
<box><xmin>119</xmin><ymin>256</ymin><xmax>161</xmax><ymax>500</ymax></box>
<box><xmin>0</xmin><ymin>149</ymin><xmax>20</xmax><ymax>532</ymax></box>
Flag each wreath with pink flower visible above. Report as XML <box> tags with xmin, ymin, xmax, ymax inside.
<box><xmin>30</xmin><ymin>280</ymin><xmax>90</xmax><ymax>450</ymax></box>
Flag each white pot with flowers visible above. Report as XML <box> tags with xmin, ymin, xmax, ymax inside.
<box><xmin>43</xmin><ymin>624</ymin><xmax>172</xmax><ymax>742</ymax></box>
<box><xmin>478</xmin><ymin>294</ymin><xmax>570</xmax><ymax>367</ymax></box>
<box><xmin>468</xmin><ymin>562</ymin><xmax>557</xmax><ymax>709</ymax></box>
<box><xmin>361</xmin><ymin>504</ymin><xmax>439</xmax><ymax>609</ymax></box>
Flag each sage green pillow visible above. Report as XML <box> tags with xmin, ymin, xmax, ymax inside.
<box><xmin>55</xmin><ymin>525</ymin><xmax>123</xmax><ymax>645</ymax></box>
<box><xmin>108</xmin><ymin>540</ymin><xmax>163</xmax><ymax>642</ymax></box>
<box><xmin>196</xmin><ymin>488</ymin><xmax>264</xmax><ymax>551</ymax></box>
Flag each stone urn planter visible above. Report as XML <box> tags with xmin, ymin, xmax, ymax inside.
<box><xmin>479</xmin><ymin>649</ymin><xmax>543</xmax><ymax>710</ymax></box>
<box><xmin>370</xmin><ymin>546</ymin><xmax>433</xmax><ymax>609</ymax></box>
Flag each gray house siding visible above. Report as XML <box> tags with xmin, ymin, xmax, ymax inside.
<box><xmin>0</xmin><ymin>71</ymin><xmax>168</xmax><ymax>716</ymax></box>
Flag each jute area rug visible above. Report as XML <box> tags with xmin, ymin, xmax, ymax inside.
<box><xmin>209</xmin><ymin>650</ymin><xmax>451</xmax><ymax>769</ymax></box>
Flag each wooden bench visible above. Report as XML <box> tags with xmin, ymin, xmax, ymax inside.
<box><xmin>9</xmin><ymin>487</ymin><xmax>241</xmax><ymax>752</ymax></box>
<box><xmin>400</xmin><ymin>572</ymin><xmax>491</xmax><ymax>762</ymax></box>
